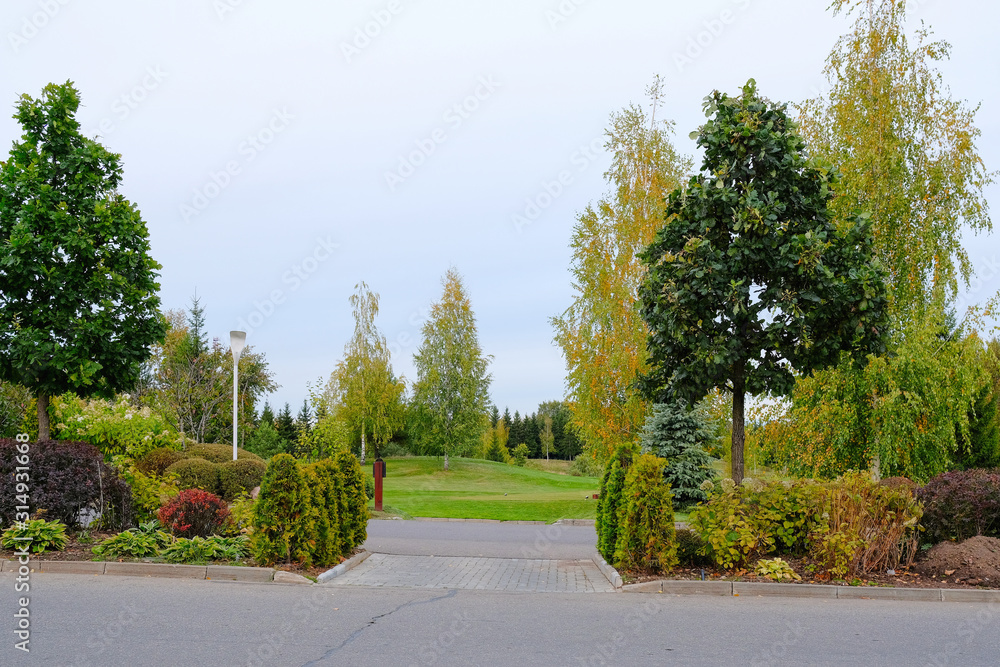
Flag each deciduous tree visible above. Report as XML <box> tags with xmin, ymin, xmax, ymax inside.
<box><xmin>410</xmin><ymin>268</ymin><xmax>492</xmax><ymax>470</ymax></box>
<box><xmin>552</xmin><ymin>76</ymin><xmax>692</xmax><ymax>463</ymax></box>
<box><xmin>639</xmin><ymin>80</ymin><xmax>888</xmax><ymax>484</ymax></box>
<box><xmin>798</xmin><ymin>0</ymin><xmax>994</xmax><ymax>321</ymax></box>
<box><xmin>0</xmin><ymin>81</ymin><xmax>167</xmax><ymax>439</ymax></box>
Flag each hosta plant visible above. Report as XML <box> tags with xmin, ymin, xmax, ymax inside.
<box><xmin>160</xmin><ymin>535</ymin><xmax>249</xmax><ymax>564</ymax></box>
<box><xmin>92</xmin><ymin>522</ymin><xmax>173</xmax><ymax>560</ymax></box>
<box><xmin>1</xmin><ymin>519</ymin><xmax>69</xmax><ymax>554</ymax></box>
<box><xmin>755</xmin><ymin>557</ymin><xmax>801</xmax><ymax>581</ymax></box>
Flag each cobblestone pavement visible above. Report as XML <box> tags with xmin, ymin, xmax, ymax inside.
<box><xmin>324</xmin><ymin>553</ymin><xmax>614</xmax><ymax>593</ymax></box>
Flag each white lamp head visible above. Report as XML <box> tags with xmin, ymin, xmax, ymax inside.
<box><xmin>230</xmin><ymin>330</ymin><xmax>247</xmax><ymax>361</ymax></box>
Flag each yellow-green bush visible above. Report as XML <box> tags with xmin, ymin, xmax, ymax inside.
<box><xmin>218</xmin><ymin>459</ymin><xmax>267</xmax><ymax>500</ymax></box>
<box><xmin>250</xmin><ymin>454</ymin><xmax>311</xmax><ymax>566</ymax></box>
<box><xmin>164</xmin><ymin>458</ymin><xmax>220</xmax><ymax>495</ymax></box>
<box><xmin>613</xmin><ymin>454</ymin><xmax>677</xmax><ymax>573</ymax></box>
<box><xmin>185</xmin><ymin>443</ymin><xmax>263</xmax><ymax>465</ymax></box>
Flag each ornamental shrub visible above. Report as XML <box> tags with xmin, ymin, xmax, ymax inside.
<box><xmin>218</xmin><ymin>459</ymin><xmax>267</xmax><ymax>500</ymax></box>
<box><xmin>185</xmin><ymin>443</ymin><xmax>263</xmax><ymax>465</ymax></box>
<box><xmin>674</xmin><ymin>528</ymin><xmax>708</xmax><ymax>566</ymax></box>
<box><xmin>595</xmin><ymin>444</ymin><xmax>636</xmax><ymax>563</ymax></box>
<box><xmin>158</xmin><ymin>489</ymin><xmax>231</xmax><ymax>538</ymax></box>
<box><xmin>51</xmin><ymin>394</ymin><xmax>179</xmax><ymax>460</ymax></box>
<box><xmin>92</xmin><ymin>521</ymin><xmax>172</xmax><ymax>559</ymax></box>
<box><xmin>364</xmin><ymin>474</ymin><xmax>375</xmax><ymax>502</ymax></box>
<box><xmin>638</xmin><ymin>402</ymin><xmax>717</xmax><ymax>507</ymax></box>
<box><xmin>164</xmin><ymin>458</ymin><xmax>220</xmax><ymax>494</ymax></box>
<box><xmin>136</xmin><ymin>447</ymin><xmax>186</xmax><ymax>477</ymax></box>
<box><xmin>1</xmin><ymin>519</ymin><xmax>68</xmax><ymax>554</ymax></box>
<box><xmin>0</xmin><ymin>439</ymin><xmax>133</xmax><ymax>530</ymax></box>
<box><xmin>302</xmin><ymin>462</ymin><xmax>341</xmax><ymax>568</ymax></box>
<box><xmin>160</xmin><ymin>535</ymin><xmax>248</xmax><ymax>563</ymax></box>
<box><xmin>613</xmin><ymin>454</ymin><xmax>677</xmax><ymax>573</ymax></box>
<box><xmin>334</xmin><ymin>449</ymin><xmax>369</xmax><ymax>552</ymax></box>
<box><xmin>250</xmin><ymin>454</ymin><xmax>311</xmax><ymax>566</ymax></box>
<box><xmin>917</xmin><ymin>469</ymin><xmax>1000</xmax><ymax>543</ymax></box>
<box><xmin>113</xmin><ymin>456</ymin><xmax>180</xmax><ymax>524</ymax></box>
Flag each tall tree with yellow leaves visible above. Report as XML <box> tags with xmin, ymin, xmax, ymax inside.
<box><xmin>551</xmin><ymin>76</ymin><xmax>692</xmax><ymax>464</ymax></box>
<box><xmin>797</xmin><ymin>0</ymin><xmax>994</xmax><ymax>323</ymax></box>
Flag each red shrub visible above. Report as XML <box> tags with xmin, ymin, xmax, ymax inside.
<box><xmin>157</xmin><ymin>489</ymin><xmax>230</xmax><ymax>538</ymax></box>
<box><xmin>917</xmin><ymin>469</ymin><xmax>1000</xmax><ymax>543</ymax></box>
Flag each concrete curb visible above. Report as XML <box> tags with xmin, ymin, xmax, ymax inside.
<box><xmin>317</xmin><ymin>550</ymin><xmax>372</xmax><ymax>583</ymax></box>
<box><xmin>621</xmin><ymin>578</ymin><xmax>1000</xmax><ymax>603</ymax></box>
<box><xmin>554</xmin><ymin>519</ymin><xmax>595</xmax><ymax>526</ymax></box>
<box><xmin>0</xmin><ymin>559</ymin><xmax>277</xmax><ymax>582</ymax></box>
<box><xmin>591</xmin><ymin>554</ymin><xmax>622</xmax><ymax>591</ymax></box>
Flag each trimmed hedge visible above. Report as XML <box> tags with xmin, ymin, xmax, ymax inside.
<box><xmin>218</xmin><ymin>459</ymin><xmax>267</xmax><ymax>501</ymax></box>
<box><xmin>250</xmin><ymin>451</ymin><xmax>368</xmax><ymax>568</ymax></box>
<box><xmin>136</xmin><ymin>447</ymin><xmax>185</xmax><ymax>477</ymax></box>
<box><xmin>164</xmin><ymin>458</ymin><xmax>220</xmax><ymax>494</ymax></box>
<box><xmin>0</xmin><ymin>439</ymin><xmax>133</xmax><ymax>530</ymax></box>
<box><xmin>185</xmin><ymin>443</ymin><xmax>263</xmax><ymax>464</ymax></box>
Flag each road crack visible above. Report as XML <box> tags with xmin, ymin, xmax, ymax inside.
<box><xmin>300</xmin><ymin>589</ymin><xmax>459</xmax><ymax>666</ymax></box>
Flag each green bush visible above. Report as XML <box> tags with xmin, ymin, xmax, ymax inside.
<box><xmin>638</xmin><ymin>402</ymin><xmax>717</xmax><ymax>507</ymax></box>
<box><xmin>160</xmin><ymin>535</ymin><xmax>248</xmax><ymax>563</ymax></box>
<box><xmin>569</xmin><ymin>453</ymin><xmax>603</xmax><ymax>478</ymax></box>
<box><xmin>674</xmin><ymin>528</ymin><xmax>708</xmax><ymax>566</ymax></box>
<box><xmin>165</xmin><ymin>458</ymin><xmax>221</xmax><ymax>494</ymax></box>
<box><xmin>596</xmin><ymin>444</ymin><xmax>635</xmax><ymax>563</ymax></box>
<box><xmin>112</xmin><ymin>456</ymin><xmax>181</xmax><ymax>524</ymax></box>
<box><xmin>1</xmin><ymin>519</ymin><xmax>68</xmax><ymax>554</ymax></box>
<box><xmin>303</xmin><ymin>462</ymin><xmax>340</xmax><ymax>568</ymax></box>
<box><xmin>136</xmin><ymin>447</ymin><xmax>186</xmax><ymax>477</ymax></box>
<box><xmin>614</xmin><ymin>454</ymin><xmax>677</xmax><ymax>573</ymax></box>
<box><xmin>364</xmin><ymin>474</ymin><xmax>375</xmax><ymax>502</ymax></box>
<box><xmin>92</xmin><ymin>521</ymin><xmax>173</xmax><ymax>559</ymax></box>
<box><xmin>335</xmin><ymin>449</ymin><xmax>369</xmax><ymax>552</ymax></box>
<box><xmin>185</xmin><ymin>443</ymin><xmax>263</xmax><ymax>465</ymax></box>
<box><xmin>51</xmin><ymin>394</ymin><xmax>179</xmax><ymax>460</ymax></box>
<box><xmin>512</xmin><ymin>443</ymin><xmax>529</xmax><ymax>467</ymax></box>
<box><xmin>250</xmin><ymin>454</ymin><xmax>311</xmax><ymax>566</ymax></box>
<box><xmin>218</xmin><ymin>459</ymin><xmax>267</xmax><ymax>500</ymax></box>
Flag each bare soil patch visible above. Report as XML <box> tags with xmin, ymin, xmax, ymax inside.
<box><xmin>912</xmin><ymin>536</ymin><xmax>1000</xmax><ymax>587</ymax></box>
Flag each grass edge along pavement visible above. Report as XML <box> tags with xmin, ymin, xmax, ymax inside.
<box><xmin>364</xmin><ymin>456</ymin><xmax>601</xmax><ymax>522</ymax></box>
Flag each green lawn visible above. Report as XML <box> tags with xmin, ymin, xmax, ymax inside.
<box><xmin>368</xmin><ymin>457</ymin><xmax>601</xmax><ymax>522</ymax></box>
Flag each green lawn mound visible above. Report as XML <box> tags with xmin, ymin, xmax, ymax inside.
<box><xmin>371</xmin><ymin>457</ymin><xmax>600</xmax><ymax>523</ymax></box>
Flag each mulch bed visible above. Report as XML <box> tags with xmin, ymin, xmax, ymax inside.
<box><xmin>624</xmin><ymin>537</ymin><xmax>1000</xmax><ymax>590</ymax></box>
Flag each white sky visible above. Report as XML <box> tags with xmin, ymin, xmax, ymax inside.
<box><xmin>2</xmin><ymin>0</ymin><xmax>997</xmax><ymax>416</ymax></box>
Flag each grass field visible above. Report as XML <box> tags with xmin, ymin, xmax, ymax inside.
<box><xmin>369</xmin><ymin>457</ymin><xmax>601</xmax><ymax>522</ymax></box>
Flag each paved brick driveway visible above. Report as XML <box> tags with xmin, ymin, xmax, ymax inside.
<box><xmin>325</xmin><ymin>553</ymin><xmax>614</xmax><ymax>593</ymax></box>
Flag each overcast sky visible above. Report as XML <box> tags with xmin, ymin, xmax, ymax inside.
<box><xmin>2</xmin><ymin>0</ymin><xmax>997</xmax><ymax>417</ymax></box>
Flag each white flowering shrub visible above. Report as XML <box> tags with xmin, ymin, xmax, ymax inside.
<box><xmin>52</xmin><ymin>394</ymin><xmax>179</xmax><ymax>460</ymax></box>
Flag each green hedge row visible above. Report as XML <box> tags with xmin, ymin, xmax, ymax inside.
<box><xmin>139</xmin><ymin>444</ymin><xmax>265</xmax><ymax>500</ymax></box>
<box><xmin>250</xmin><ymin>451</ymin><xmax>369</xmax><ymax>568</ymax></box>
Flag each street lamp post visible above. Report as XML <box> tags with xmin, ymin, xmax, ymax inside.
<box><xmin>230</xmin><ymin>331</ymin><xmax>247</xmax><ymax>461</ymax></box>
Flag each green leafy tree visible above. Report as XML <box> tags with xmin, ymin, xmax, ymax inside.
<box><xmin>0</xmin><ymin>81</ymin><xmax>167</xmax><ymax>439</ymax></box>
<box><xmin>552</xmin><ymin>76</ymin><xmax>693</xmax><ymax>463</ymax></box>
<box><xmin>0</xmin><ymin>381</ymin><xmax>32</xmax><ymax>438</ymax></box>
<box><xmin>539</xmin><ymin>415</ymin><xmax>555</xmax><ymax>461</ymax></box>
<box><xmin>410</xmin><ymin>268</ymin><xmax>492</xmax><ymax>470</ymax></box>
<box><xmin>322</xmin><ymin>282</ymin><xmax>405</xmax><ymax>463</ymax></box>
<box><xmin>638</xmin><ymin>402</ymin><xmax>716</xmax><ymax>507</ymax></box>
<box><xmin>638</xmin><ymin>80</ymin><xmax>889</xmax><ymax>484</ymax></box>
<box><xmin>798</xmin><ymin>0</ymin><xmax>994</xmax><ymax>322</ymax></box>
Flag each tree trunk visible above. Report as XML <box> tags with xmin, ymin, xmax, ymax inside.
<box><xmin>731</xmin><ymin>366</ymin><xmax>745</xmax><ymax>486</ymax></box>
<box><xmin>361</xmin><ymin>429</ymin><xmax>366</xmax><ymax>465</ymax></box>
<box><xmin>444</xmin><ymin>449</ymin><xmax>449</xmax><ymax>471</ymax></box>
<box><xmin>37</xmin><ymin>392</ymin><xmax>50</xmax><ymax>441</ymax></box>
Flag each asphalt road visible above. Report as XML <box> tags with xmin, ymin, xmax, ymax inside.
<box><xmin>362</xmin><ymin>519</ymin><xmax>598</xmax><ymax>559</ymax></box>
<box><xmin>1</xmin><ymin>573</ymin><xmax>999</xmax><ymax>666</ymax></box>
